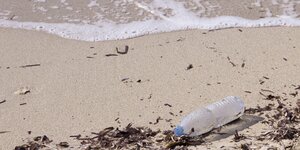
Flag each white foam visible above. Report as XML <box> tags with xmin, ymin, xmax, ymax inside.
<box><xmin>60</xmin><ymin>0</ymin><xmax>68</xmax><ymax>6</ymax></box>
<box><xmin>0</xmin><ymin>0</ymin><xmax>299</xmax><ymax>41</ymax></box>
<box><xmin>36</xmin><ymin>7</ymin><xmax>48</xmax><ymax>12</ymax></box>
<box><xmin>1</xmin><ymin>16</ymin><xmax>300</xmax><ymax>41</ymax></box>
<box><xmin>88</xmin><ymin>0</ymin><xmax>99</xmax><ymax>8</ymax></box>
<box><xmin>253</xmin><ymin>0</ymin><xmax>262</xmax><ymax>7</ymax></box>
<box><xmin>50</xmin><ymin>6</ymin><xmax>59</xmax><ymax>9</ymax></box>
<box><xmin>33</xmin><ymin>0</ymin><xmax>46</xmax><ymax>2</ymax></box>
<box><xmin>65</xmin><ymin>6</ymin><xmax>73</xmax><ymax>10</ymax></box>
<box><xmin>272</xmin><ymin>0</ymin><xmax>279</xmax><ymax>5</ymax></box>
<box><xmin>265</xmin><ymin>8</ymin><xmax>273</xmax><ymax>17</ymax></box>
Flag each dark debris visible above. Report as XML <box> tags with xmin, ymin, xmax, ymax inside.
<box><xmin>186</xmin><ymin>64</ymin><xmax>193</xmax><ymax>70</ymax></box>
<box><xmin>116</xmin><ymin>45</ymin><xmax>129</xmax><ymax>54</ymax></box>
<box><xmin>58</xmin><ymin>142</ymin><xmax>69</xmax><ymax>148</ymax></box>
<box><xmin>245</xmin><ymin>91</ymin><xmax>300</xmax><ymax>143</ymax></box>
<box><xmin>233</xmin><ymin>130</ymin><xmax>247</xmax><ymax>142</ymax></box>
<box><xmin>227</xmin><ymin>56</ymin><xmax>236</xmax><ymax>67</ymax></box>
<box><xmin>15</xmin><ymin>135</ymin><xmax>52</xmax><ymax>150</ymax></box>
<box><xmin>20</xmin><ymin>64</ymin><xmax>41</xmax><ymax>68</ymax></box>
<box><xmin>0</xmin><ymin>100</ymin><xmax>6</xmax><ymax>104</ymax></box>
<box><xmin>164</xmin><ymin>103</ymin><xmax>172</xmax><ymax>107</ymax></box>
<box><xmin>105</xmin><ymin>54</ymin><xmax>118</xmax><ymax>57</ymax></box>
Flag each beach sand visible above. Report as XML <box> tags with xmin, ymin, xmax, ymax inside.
<box><xmin>0</xmin><ymin>27</ymin><xmax>300</xmax><ymax>149</ymax></box>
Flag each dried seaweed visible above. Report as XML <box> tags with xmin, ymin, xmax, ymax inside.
<box><xmin>163</xmin><ymin>131</ymin><xmax>204</xmax><ymax>149</ymax></box>
<box><xmin>241</xmin><ymin>143</ymin><xmax>250</xmax><ymax>150</ymax></box>
<box><xmin>20</xmin><ymin>64</ymin><xmax>41</xmax><ymax>68</ymax></box>
<box><xmin>75</xmin><ymin>123</ymin><xmax>161</xmax><ymax>149</ymax></box>
<box><xmin>265</xmin><ymin>94</ymin><xmax>280</xmax><ymax>100</ymax></box>
<box><xmin>15</xmin><ymin>135</ymin><xmax>52</xmax><ymax>150</ymax></box>
<box><xmin>245</xmin><ymin>93</ymin><xmax>300</xmax><ymax>143</ymax></box>
<box><xmin>186</xmin><ymin>64</ymin><xmax>193</xmax><ymax>70</ymax></box>
<box><xmin>58</xmin><ymin>142</ymin><xmax>69</xmax><ymax>148</ymax></box>
<box><xmin>15</xmin><ymin>125</ymin><xmax>205</xmax><ymax>149</ymax></box>
<box><xmin>244</xmin><ymin>104</ymin><xmax>273</xmax><ymax>114</ymax></box>
<box><xmin>233</xmin><ymin>130</ymin><xmax>247</xmax><ymax>142</ymax></box>
<box><xmin>0</xmin><ymin>100</ymin><xmax>6</xmax><ymax>104</ymax></box>
<box><xmin>289</xmin><ymin>91</ymin><xmax>298</xmax><ymax>97</ymax></box>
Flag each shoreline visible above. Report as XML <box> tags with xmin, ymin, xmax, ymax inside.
<box><xmin>1</xmin><ymin>16</ymin><xmax>300</xmax><ymax>41</ymax></box>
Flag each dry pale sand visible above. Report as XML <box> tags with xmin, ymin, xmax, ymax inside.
<box><xmin>0</xmin><ymin>27</ymin><xmax>300</xmax><ymax>149</ymax></box>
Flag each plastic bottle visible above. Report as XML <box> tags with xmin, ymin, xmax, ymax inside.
<box><xmin>174</xmin><ymin>96</ymin><xmax>245</xmax><ymax>137</ymax></box>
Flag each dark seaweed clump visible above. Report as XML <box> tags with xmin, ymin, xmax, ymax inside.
<box><xmin>14</xmin><ymin>124</ymin><xmax>204</xmax><ymax>150</ymax></box>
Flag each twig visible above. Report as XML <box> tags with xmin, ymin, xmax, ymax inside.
<box><xmin>20</xmin><ymin>64</ymin><xmax>41</xmax><ymax>68</ymax></box>
<box><xmin>261</xmin><ymin>89</ymin><xmax>275</xmax><ymax>93</ymax></box>
<box><xmin>0</xmin><ymin>100</ymin><xmax>6</xmax><ymax>104</ymax></box>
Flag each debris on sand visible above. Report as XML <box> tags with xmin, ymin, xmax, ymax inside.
<box><xmin>233</xmin><ymin>130</ymin><xmax>247</xmax><ymax>142</ymax></box>
<box><xmin>244</xmin><ymin>104</ymin><xmax>273</xmax><ymax>114</ymax></box>
<box><xmin>15</xmin><ymin>135</ymin><xmax>52</xmax><ymax>150</ymax></box>
<box><xmin>153</xmin><ymin>117</ymin><xmax>163</xmax><ymax>125</ymax></box>
<box><xmin>58</xmin><ymin>142</ymin><xmax>69</xmax><ymax>148</ymax></box>
<box><xmin>0</xmin><ymin>131</ymin><xmax>10</xmax><ymax>134</ymax></box>
<box><xmin>0</xmin><ymin>100</ymin><xmax>6</xmax><ymax>104</ymax></box>
<box><xmin>241</xmin><ymin>62</ymin><xmax>245</xmax><ymax>68</ymax></box>
<box><xmin>20</xmin><ymin>103</ymin><xmax>27</xmax><ymax>106</ymax></box>
<box><xmin>186</xmin><ymin>64</ymin><xmax>193</xmax><ymax>70</ymax></box>
<box><xmin>14</xmin><ymin>87</ymin><xmax>30</xmax><ymax>95</ymax></box>
<box><xmin>14</xmin><ymin>124</ymin><xmax>204</xmax><ymax>149</ymax></box>
<box><xmin>76</xmin><ymin>124</ymin><xmax>160</xmax><ymax>149</ymax></box>
<box><xmin>289</xmin><ymin>91</ymin><xmax>298</xmax><ymax>97</ymax></box>
<box><xmin>20</xmin><ymin>64</ymin><xmax>41</xmax><ymax>68</ymax></box>
<box><xmin>240</xmin><ymin>143</ymin><xmax>251</xmax><ymax>150</ymax></box>
<box><xmin>164</xmin><ymin>103</ymin><xmax>172</xmax><ymax>107</ymax></box>
<box><xmin>105</xmin><ymin>54</ymin><xmax>118</xmax><ymax>57</ymax></box>
<box><xmin>260</xmin><ymin>89</ymin><xmax>274</xmax><ymax>93</ymax></box>
<box><xmin>245</xmin><ymin>95</ymin><xmax>300</xmax><ymax>143</ymax></box>
<box><xmin>116</xmin><ymin>45</ymin><xmax>129</xmax><ymax>54</ymax></box>
<box><xmin>227</xmin><ymin>56</ymin><xmax>236</xmax><ymax>67</ymax></box>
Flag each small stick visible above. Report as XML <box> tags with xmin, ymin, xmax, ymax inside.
<box><xmin>0</xmin><ymin>100</ymin><xmax>6</xmax><ymax>104</ymax></box>
<box><xmin>20</xmin><ymin>64</ymin><xmax>41</xmax><ymax>68</ymax></box>
<box><xmin>261</xmin><ymin>89</ymin><xmax>274</xmax><ymax>93</ymax></box>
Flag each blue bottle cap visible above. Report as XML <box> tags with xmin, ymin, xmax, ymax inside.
<box><xmin>174</xmin><ymin>126</ymin><xmax>184</xmax><ymax>136</ymax></box>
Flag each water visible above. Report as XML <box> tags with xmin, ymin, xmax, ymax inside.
<box><xmin>174</xmin><ymin>96</ymin><xmax>245</xmax><ymax>137</ymax></box>
<box><xmin>0</xmin><ymin>0</ymin><xmax>299</xmax><ymax>41</ymax></box>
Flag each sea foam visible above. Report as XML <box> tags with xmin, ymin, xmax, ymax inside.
<box><xmin>0</xmin><ymin>0</ymin><xmax>299</xmax><ymax>41</ymax></box>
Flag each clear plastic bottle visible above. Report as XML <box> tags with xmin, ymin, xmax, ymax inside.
<box><xmin>174</xmin><ymin>96</ymin><xmax>245</xmax><ymax>136</ymax></box>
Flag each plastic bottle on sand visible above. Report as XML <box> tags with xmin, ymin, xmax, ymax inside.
<box><xmin>174</xmin><ymin>96</ymin><xmax>245</xmax><ymax>137</ymax></box>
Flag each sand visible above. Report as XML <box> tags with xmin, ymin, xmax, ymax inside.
<box><xmin>0</xmin><ymin>27</ymin><xmax>300</xmax><ymax>149</ymax></box>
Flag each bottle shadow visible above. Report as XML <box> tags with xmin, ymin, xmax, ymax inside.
<box><xmin>203</xmin><ymin>114</ymin><xmax>264</xmax><ymax>142</ymax></box>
